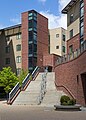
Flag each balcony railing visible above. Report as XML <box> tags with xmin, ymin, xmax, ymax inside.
<box><xmin>56</xmin><ymin>41</ymin><xmax>86</xmax><ymax>65</ymax></box>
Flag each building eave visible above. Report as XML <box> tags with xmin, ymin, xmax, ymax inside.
<box><xmin>62</xmin><ymin>0</ymin><xmax>78</xmax><ymax>14</ymax></box>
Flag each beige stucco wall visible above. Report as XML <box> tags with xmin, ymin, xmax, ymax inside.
<box><xmin>0</xmin><ymin>26</ymin><xmax>22</xmax><ymax>73</ymax></box>
<box><xmin>10</xmin><ymin>35</ymin><xmax>22</xmax><ymax>69</ymax></box>
<box><xmin>67</xmin><ymin>0</ymin><xmax>80</xmax><ymax>27</ymax></box>
<box><xmin>67</xmin><ymin>18</ymin><xmax>79</xmax><ymax>41</ymax></box>
<box><xmin>49</xmin><ymin>28</ymin><xmax>66</xmax><ymax>56</ymax></box>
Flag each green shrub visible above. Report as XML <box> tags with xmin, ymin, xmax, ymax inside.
<box><xmin>60</xmin><ymin>95</ymin><xmax>70</xmax><ymax>105</ymax></box>
<box><xmin>60</xmin><ymin>95</ymin><xmax>76</xmax><ymax>106</ymax></box>
<box><xmin>68</xmin><ymin>99</ymin><xmax>76</xmax><ymax>105</ymax></box>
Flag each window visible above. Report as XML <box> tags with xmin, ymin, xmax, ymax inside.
<box><xmin>62</xmin><ymin>34</ymin><xmax>65</xmax><ymax>41</ymax></box>
<box><xmin>16</xmin><ymin>44</ymin><xmax>21</xmax><ymax>51</ymax></box>
<box><xmin>16</xmin><ymin>34</ymin><xmax>21</xmax><ymax>39</ymax></box>
<box><xmin>70</xmin><ymin>29</ymin><xmax>73</xmax><ymax>39</ymax></box>
<box><xmin>80</xmin><ymin>7</ymin><xmax>84</xmax><ymax>17</ymax></box>
<box><xmin>6</xmin><ymin>46</ymin><xmax>10</xmax><ymax>53</ymax></box>
<box><xmin>6</xmin><ymin>58</ymin><xmax>10</xmax><ymax>64</ymax></box>
<box><xmin>69</xmin><ymin>45</ymin><xmax>73</xmax><ymax>54</ymax></box>
<box><xmin>80</xmin><ymin>20</ymin><xmax>84</xmax><ymax>37</ymax></box>
<box><xmin>33</xmin><ymin>21</ymin><xmax>37</xmax><ymax>28</ymax></box>
<box><xmin>80</xmin><ymin>38</ymin><xmax>84</xmax><ymax>44</ymax></box>
<box><xmin>29</xmin><ymin>21</ymin><xmax>33</xmax><ymax>28</ymax></box>
<box><xmin>70</xmin><ymin>14</ymin><xmax>73</xmax><ymax>23</ymax></box>
<box><xmin>16</xmin><ymin>68</ymin><xmax>21</xmax><ymax>76</ymax></box>
<box><xmin>56</xmin><ymin>46</ymin><xmax>59</xmax><ymax>49</ymax></box>
<box><xmin>29</xmin><ymin>31</ymin><xmax>33</xmax><ymax>41</ymax></box>
<box><xmin>29</xmin><ymin>13</ymin><xmax>33</xmax><ymax>17</ymax></box>
<box><xmin>29</xmin><ymin>28</ymin><xmax>33</xmax><ymax>31</ymax></box>
<box><xmin>16</xmin><ymin>56</ymin><xmax>21</xmax><ymax>63</ymax></box>
<box><xmin>62</xmin><ymin>46</ymin><xmax>65</xmax><ymax>53</ymax></box>
<box><xmin>29</xmin><ymin>44</ymin><xmax>33</xmax><ymax>54</ymax></box>
<box><xmin>6</xmin><ymin>37</ymin><xmax>10</xmax><ymax>41</ymax></box>
<box><xmin>33</xmin><ymin>32</ymin><xmax>37</xmax><ymax>41</ymax></box>
<box><xmin>29</xmin><ymin>16</ymin><xmax>33</xmax><ymax>20</ymax></box>
<box><xmin>56</xmin><ymin>34</ymin><xmax>59</xmax><ymax>38</ymax></box>
<box><xmin>33</xmin><ymin>44</ymin><xmax>37</xmax><ymax>56</ymax></box>
<box><xmin>29</xmin><ymin>57</ymin><xmax>33</xmax><ymax>67</ymax></box>
<box><xmin>80</xmin><ymin>26</ymin><xmax>84</xmax><ymax>37</ymax></box>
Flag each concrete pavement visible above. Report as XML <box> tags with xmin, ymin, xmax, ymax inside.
<box><xmin>0</xmin><ymin>100</ymin><xmax>86</xmax><ymax>120</ymax></box>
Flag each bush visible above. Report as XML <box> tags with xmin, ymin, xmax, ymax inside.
<box><xmin>60</xmin><ymin>95</ymin><xmax>70</xmax><ymax>105</ymax></box>
<box><xmin>68</xmin><ymin>99</ymin><xmax>76</xmax><ymax>105</ymax></box>
<box><xmin>60</xmin><ymin>95</ymin><xmax>76</xmax><ymax>106</ymax></box>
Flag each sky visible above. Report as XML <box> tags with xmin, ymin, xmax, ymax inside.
<box><xmin>0</xmin><ymin>0</ymin><xmax>70</xmax><ymax>29</ymax></box>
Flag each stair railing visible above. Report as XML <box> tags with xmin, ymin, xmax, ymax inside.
<box><xmin>8</xmin><ymin>66</ymin><xmax>40</xmax><ymax>104</ymax></box>
<box><xmin>8</xmin><ymin>82</ymin><xmax>20</xmax><ymax>104</ymax></box>
<box><xmin>37</xmin><ymin>67</ymin><xmax>48</xmax><ymax>105</ymax></box>
<box><xmin>22</xmin><ymin>66</ymin><xmax>40</xmax><ymax>90</ymax></box>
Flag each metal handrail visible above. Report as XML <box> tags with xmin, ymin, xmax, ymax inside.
<box><xmin>32</xmin><ymin>66</ymin><xmax>40</xmax><ymax>79</ymax></box>
<box><xmin>56</xmin><ymin>40</ymin><xmax>86</xmax><ymax>65</ymax></box>
<box><xmin>22</xmin><ymin>66</ymin><xmax>40</xmax><ymax>90</ymax></box>
<box><xmin>8</xmin><ymin>66</ymin><xmax>40</xmax><ymax>104</ymax></box>
<box><xmin>9</xmin><ymin>82</ymin><xmax>20</xmax><ymax>102</ymax></box>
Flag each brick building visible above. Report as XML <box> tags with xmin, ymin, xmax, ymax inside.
<box><xmin>0</xmin><ymin>10</ymin><xmax>48</xmax><ymax>74</ymax></box>
<box><xmin>55</xmin><ymin>0</ymin><xmax>86</xmax><ymax>106</ymax></box>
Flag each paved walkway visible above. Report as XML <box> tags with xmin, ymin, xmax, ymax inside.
<box><xmin>0</xmin><ymin>100</ymin><xmax>86</xmax><ymax>120</ymax></box>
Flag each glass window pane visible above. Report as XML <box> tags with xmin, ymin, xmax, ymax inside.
<box><xmin>16</xmin><ymin>44</ymin><xmax>21</xmax><ymax>51</ymax></box>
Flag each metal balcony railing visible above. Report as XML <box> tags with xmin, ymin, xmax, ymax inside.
<box><xmin>56</xmin><ymin>40</ymin><xmax>86</xmax><ymax>65</ymax></box>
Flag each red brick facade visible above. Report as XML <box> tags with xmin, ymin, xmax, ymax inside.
<box><xmin>55</xmin><ymin>50</ymin><xmax>86</xmax><ymax>106</ymax></box>
<box><xmin>21</xmin><ymin>12</ymin><xmax>28</xmax><ymax>70</ymax></box>
<box><xmin>37</xmin><ymin>14</ymin><xmax>48</xmax><ymax>67</ymax></box>
<box><xmin>84</xmin><ymin>0</ymin><xmax>86</xmax><ymax>40</ymax></box>
<box><xmin>43</xmin><ymin>54</ymin><xmax>59</xmax><ymax>71</ymax></box>
<box><xmin>21</xmin><ymin>10</ymin><xmax>48</xmax><ymax>70</ymax></box>
<box><xmin>67</xmin><ymin>34</ymin><xmax>80</xmax><ymax>54</ymax></box>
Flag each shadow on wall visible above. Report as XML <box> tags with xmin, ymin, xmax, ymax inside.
<box><xmin>0</xmin><ymin>30</ymin><xmax>16</xmax><ymax>74</ymax></box>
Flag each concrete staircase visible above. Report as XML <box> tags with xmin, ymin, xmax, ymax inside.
<box><xmin>40</xmin><ymin>72</ymin><xmax>65</xmax><ymax>107</ymax></box>
<box><xmin>13</xmin><ymin>72</ymin><xmax>65</xmax><ymax>106</ymax></box>
<box><xmin>13</xmin><ymin>73</ymin><xmax>43</xmax><ymax>105</ymax></box>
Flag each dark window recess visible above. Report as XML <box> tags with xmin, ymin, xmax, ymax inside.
<box><xmin>29</xmin><ymin>57</ymin><xmax>33</xmax><ymax>67</ymax></box>
<box><xmin>80</xmin><ymin>20</ymin><xmax>84</xmax><ymax>37</ymax></box>
<box><xmin>33</xmin><ymin>57</ymin><xmax>37</xmax><ymax>66</ymax></box>
<box><xmin>6</xmin><ymin>58</ymin><xmax>10</xmax><ymax>64</ymax></box>
<box><xmin>56</xmin><ymin>46</ymin><xmax>59</xmax><ymax>49</ymax></box>
<box><xmin>29</xmin><ymin>21</ymin><xmax>33</xmax><ymax>28</ymax></box>
<box><xmin>62</xmin><ymin>46</ymin><xmax>65</xmax><ymax>53</ymax></box>
<box><xmin>6</xmin><ymin>46</ymin><xmax>10</xmax><ymax>53</ymax></box>
<box><xmin>16</xmin><ymin>34</ymin><xmax>21</xmax><ymax>39</ymax></box>
<box><xmin>16</xmin><ymin>68</ymin><xmax>21</xmax><ymax>76</ymax></box>
<box><xmin>70</xmin><ymin>14</ymin><xmax>73</xmax><ymax>23</ymax></box>
<box><xmin>33</xmin><ymin>44</ymin><xmax>37</xmax><ymax>55</ymax></box>
<box><xmin>62</xmin><ymin>34</ymin><xmax>65</xmax><ymax>41</ymax></box>
<box><xmin>29</xmin><ymin>44</ymin><xmax>33</xmax><ymax>54</ymax></box>
<box><xmin>29</xmin><ymin>31</ymin><xmax>33</xmax><ymax>41</ymax></box>
<box><xmin>70</xmin><ymin>29</ymin><xmax>73</xmax><ymax>39</ymax></box>
<box><xmin>33</xmin><ymin>21</ymin><xmax>37</xmax><ymax>28</ymax></box>
<box><xmin>69</xmin><ymin>45</ymin><xmax>73</xmax><ymax>53</ymax></box>
<box><xmin>56</xmin><ymin>34</ymin><xmax>59</xmax><ymax>38</ymax></box>
<box><xmin>16</xmin><ymin>44</ymin><xmax>21</xmax><ymax>51</ymax></box>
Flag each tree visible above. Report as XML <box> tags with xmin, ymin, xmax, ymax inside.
<box><xmin>0</xmin><ymin>67</ymin><xmax>18</xmax><ymax>94</ymax></box>
<box><xmin>18</xmin><ymin>69</ymin><xmax>29</xmax><ymax>86</ymax></box>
